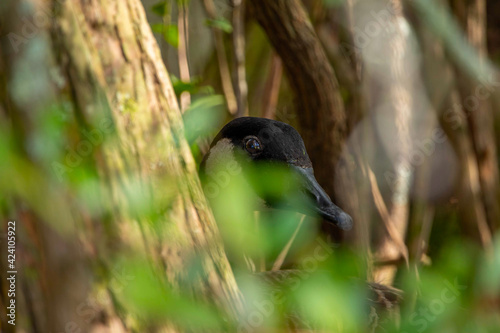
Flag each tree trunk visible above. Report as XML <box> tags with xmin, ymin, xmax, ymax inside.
<box><xmin>247</xmin><ymin>0</ymin><xmax>360</xmax><ymax>253</ymax></box>
<box><xmin>0</xmin><ymin>0</ymin><xmax>241</xmax><ymax>332</ymax></box>
<box><xmin>248</xmin><ymin>0</ymin><xmax>348</xmax><ymax>201</ymax></box>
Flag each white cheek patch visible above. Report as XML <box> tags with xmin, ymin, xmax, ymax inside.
<box><xmin>203</xmin><ymin>138</ymin><xmax>245</xmax><ymax>199</ymax></box>
<box><xmin>204</xmin><ymin>138</ymin><xmax>237</xmax><ymax>176</ymax></box>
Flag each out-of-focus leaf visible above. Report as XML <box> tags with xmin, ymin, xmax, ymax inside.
<box><xmin>478</xmin><ymin>234</ymin><xmax>500</xmax><ymax>295</ymax></box>
<box><xmin>205</xmin><ymin>18</ymin><xmax>233</xmax><ymax>33</ymax></box>
<box><xmin>183</xmin><ymin>95</ymin><xmax>224</xmax><ymax>144</ymax></box>
<box><xmin>189</xmin><ymin>95</ymin><xmax>224</xmax><ymax>111</ymax></box>
<box><xmin>323</xmin><ymin>0</ymin><xmax>345</xmax><ymax>7</ymax></box>
<box><xmin>151</xmin><ymin>23</ymin><xmax>179</xmax><ymax>48</ymax></box>
<box><xmin>151</xmin><ymin>1</ymin><xmax>167</xmax><ymax>16</ymax></box>
<box><xmin>170</xmin><ymin>76</ymin><xmax>215</xmax><ymax>96</ymax></box>
<box><xmin>119</xmin><ymin>258</ymin><xmax>224</xmax><ymax>329</ymax></box>
<box><xmin>170</xmin><ymin>75</ymin><xmax>198</xmax><ymax>95</ymax></box>
<box><xmin>295</xmin><ymin>272</ymin><xmax>364</xmax><ymax>332</ymax></box>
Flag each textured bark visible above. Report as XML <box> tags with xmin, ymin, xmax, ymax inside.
<box><xmin>0</xmin><ymin>0</ymin><xmax>241</xmax><ymax>331</ymax></box>
<box><xmin>248</xmin><ymin>0</ymin><xmax>348</xmax><ymax>200</ymax></box>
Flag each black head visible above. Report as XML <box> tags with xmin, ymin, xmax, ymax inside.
<box><xmin>201</xmin><ymin>117</ymin><xmax>353</xmax><ymax>230</ymax></box>
<box><xmin>209</xmin><ymin>117</ymin><xmax>312</xmax><ymax>167</ymax></box>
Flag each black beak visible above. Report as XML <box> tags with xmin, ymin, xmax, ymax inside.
<box><xmin>290</xmin><ymin>166</ymin><xmax>353</xmax><ymax>230</ymax></box>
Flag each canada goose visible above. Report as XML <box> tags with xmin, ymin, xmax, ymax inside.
<box><xmin>200</xmin><ymin>116</ymin><xmax>353</xmax><ymax>230</ymax></box>
<box><xmin>200</xmin><ymin>117</ymin><xmax>401</xmax><ymax>330</ymax></box>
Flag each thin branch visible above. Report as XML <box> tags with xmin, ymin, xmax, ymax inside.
<box><xmin>232</xmin><ymin>0</ymin><xmax>248</xmax><ymax>117</ymax></box>
<box><xmin>178</xmin><ymin>1</ymin><xmax>191</xmax><ymax>111</ymax></box>
<box><xmin>253</xmin><ymin>210</ymin><xmax>266</xmax><ymax>272</ymax></box>
<box><xmin>408</xmin><ymin>152</ymin><xmax>436</xmax><ymax>282</ymax></box>
<box><xmin>272</xmin><ymin>214</ymin><xmax>306</xmax><ymax>271</ymax></box>
<box><xmin>368</xmin><ymin>168</ymin><xmax>410</xmax><ymax>268</ymax></box>
<box><xmin>202</xmin><ymin>0</ymin><xmax>238</xmax><ymax>115</ymax></box>
<box><xmin>261</xmin><ymin>53</ymin><xmax>282</xmax><ymax>119</ymax></box>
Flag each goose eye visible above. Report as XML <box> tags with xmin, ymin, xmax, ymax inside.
<box><xmin>245</xmin><ymin>137</ymin><xmax>262</xmax><ymax>154</ymax></box>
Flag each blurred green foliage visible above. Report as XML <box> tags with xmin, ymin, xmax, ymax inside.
<box><xmin>2</xmin><ymin>64</ymin><xmax>499</xmax><ymax>333</ymax></box>
<box><xmin>152</xmin><ymin>23</ymin><xmax>179</xmax><ymax>48</ymax></box>
<box><xmin>2</xmin><ymin>0</ymin><xmax>500</xmax><ymax>332</ymax></box>
<box><xmin>205</xmin><ymin>18</ymin><xmax>233</xmax><ymax>33</ymax></box>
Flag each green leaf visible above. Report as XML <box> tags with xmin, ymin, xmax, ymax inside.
<box><xmin>170</xmin><ymin>76</ymin><xmax>200</xmax><ymax>96</ymax></box>
<box><xmin>323</xmin><ymin>0</ymin><xmax>345</xmax><ymax>7</ymax></box>
<box><xmin>151</xmin><ymin>24</ymin><xmax>179</xmax><ymax>48</ymax></box>
<box><xmin>150</xmin><ymin>24</ymin><xmax>165</xmax><ymax>34</ymax></box>
<box><xmin>119</xmin><ymin>258</ymin><xmax>224</xmax><ymax>329</ymax></box>
<box><xmin>183</xmin><ymin>95</ymin><xmax>225</xmax><ymax>144</ymax></box>
<box><xmin>170</xmin><ymin>76</ymin><xmax>216</xmax><ymax>100</ymax></box>
<box><xmin>151</xmin><ymin>1</ymin><xmax>168</xmax><ymax>16</ymax></box>
<box><xmin>205</xmin><ymin>18</ymin><xmax>233</xmax><ymax>33</ymax></box>
<box><xmin>189</xmin><ymin>95</ymin><xmax>224</xmax><ymax>111</ymax></box>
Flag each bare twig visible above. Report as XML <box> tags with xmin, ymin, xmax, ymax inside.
<box><xmin>272</xmin><ymin>214</ymin><xmax>306</xmax><ymax>271</ymax></box>
<box><xmin>253</xmin><ymin>210</ymin><xmax>266</xmax><ymax>272</ymax></box>
<box><xmin>413</xmin><ymin>206</ymin><xmax>434</xmax><ymax>281</ymax></box>
<box><xmin>261</xmin><ymin>53</ymin><xmax>283</xmax><ymax>119</ymax></box>
<box><xmin>465</xmin><ymin>149</ymin><xmax>494</xmax><ymax>251</ymax></box>
<box><xmin>178</xmin><ymin>1</ymin><xmax>191</xmax><ymax>111</ymax></box>
<box><xmin>202</xmin><ymin>0</ymin><xmax>238</xmax><ymax>115</ymax></box>
<box><xmin>232</xmin><ymin>0</ymin><xmax>248</xmax><ymax>117</ymax></box>
<box><xmin>408</xmin><ymin>150</ymin><xmax>436</xmax><ymax>282</ymax></box>
<box><xmin>368</xmin><ymin>168</ymin><xmax>410</xmax><ymax>268</ymax></box>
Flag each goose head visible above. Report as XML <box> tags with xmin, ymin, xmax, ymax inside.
<box><xmin>200</xmin><ymin>117</ymin><xmax>352</xmax><ymax>231</ymax></box>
